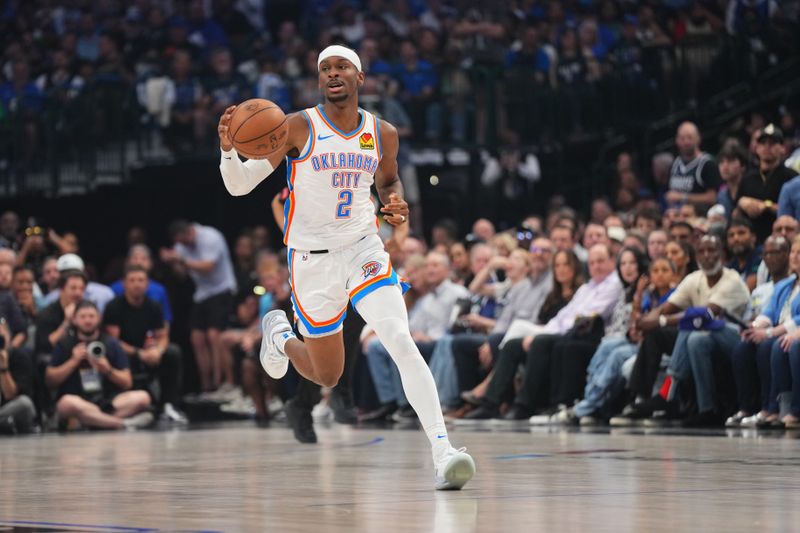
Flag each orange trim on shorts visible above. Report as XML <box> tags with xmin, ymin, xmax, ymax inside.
<box><xmin>349</xmin><ymin>266</ymin><xmax>394</xmax><ymax>300</ymax></box>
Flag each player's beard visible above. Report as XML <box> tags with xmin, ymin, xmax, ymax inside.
<box><xmin>326</xmin><ymin>90</ymin><xmax>349</xmax><ymax>103</ymax></box>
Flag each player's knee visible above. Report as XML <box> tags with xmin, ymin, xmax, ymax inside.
<box><xmin>316</xmin><ymin>368</ymin><xmax>343</xmax><ymax>388</ymax></box>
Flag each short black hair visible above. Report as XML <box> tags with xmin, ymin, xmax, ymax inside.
<box><xmin>669</xmin><ymin>221</ymin><xmax>693</xmax><ymax>233</ymax></box>
<box><xmin>728</xmin><ymin>218</ymin><xmax>755</xmax><ymax>234</ymax></box>
<box><xmin>168</xmin><ymin>219</ymin><xmax>192</xmax><ymax>240</ymax></box>
<box><xmin>75</xmin><ymin>299</ymin><xmax>98</xmax><ymax>313</ymax></box>
<box><xmin>58</xmin><ymin>269</ymin><xmax>87</xmax><ymax>289</ymax></box>
<box><xmin>123</xmin><ymin>264</ymin><xmax>148</xmax><ymax>278</ymax></box>
<box><xmin>718</xmin><ymin>144</ymin><xmax>748</xmax><ymax>166</ymax></box>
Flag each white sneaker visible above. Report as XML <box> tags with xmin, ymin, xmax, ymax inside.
<box><xmin>434</xmin><ymin>447</ymin><xmax>476</xmax><ymax>490</ymax></box>
<box><xmin>260</xmin><ymin>310</ymin><xmax>293</xmax><ymax>379</ymax></box>
<box><xmin>529</xmin><ymin>414</ymin><xmax>553</xmax><ymax>426</ymax></box>
<box><xmin>163</xmin><ymin>403</ymin><xmax>188</xmax><ymax>424</ymax></box>
<box><xmin>123</xmin><ymin>411</ymin><xmax>154</xmax><ymax>430</ymax></box>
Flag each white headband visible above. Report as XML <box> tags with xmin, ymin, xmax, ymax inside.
<box><xmin>317</xmin><ymin>45</ymin><xmax>362</xmax><ymax>72</ymax></box>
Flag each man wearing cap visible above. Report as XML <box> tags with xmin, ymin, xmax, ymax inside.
<box><xmin>40</xmin><ymin>254</ymin><xmax>115</xmax><ymax>314</ymax></box>
<box><xmin>737</xmin><ymin>124</ymin><xmax>798</xmax><ymax>243</ymax></box>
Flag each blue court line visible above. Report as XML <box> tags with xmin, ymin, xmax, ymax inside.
<box><xmin>0</xmin><ymin>520</ymin><xmax>221</xmax><ymax>533</ymax></box>
<box><xmin>495</xmin><ymin>449</ymin><xmax>631</xmax><ymax>460</ymax></box>
<box><xmin>350</xmin><ymin>436</ymin><xmax>385</xmax><ymax>447</ymax></box>
<box><xmin>495</xmin><ymin>453</ymin><xmax>551</xmax><ymax>460</ymax></box>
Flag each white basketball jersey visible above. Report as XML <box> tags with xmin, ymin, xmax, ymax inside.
<box><xmin>282</xmin><ymin>105</ymin><xmax>381</xmax><ymax>251</ymax></box>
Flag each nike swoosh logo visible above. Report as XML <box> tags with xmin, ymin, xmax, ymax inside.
<box><xmin>317</xmin><ymin>134</ymin><xmax>335</xmax><ymax>141</ymax></box>
<box><xmin>223</xmin><ymin>156</ymin><xmax>232</xmax><ymax>159</ymax></box>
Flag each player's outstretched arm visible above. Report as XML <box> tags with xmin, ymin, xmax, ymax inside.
<box><xmin>217</xmin><ymin>106</ymin><xmax>308</xmax><ymax>196</ymax></box>
<box><xmin>374</xmin><ymin>121</ymin><xmax>409</xmax><ymax>226</ymax></box>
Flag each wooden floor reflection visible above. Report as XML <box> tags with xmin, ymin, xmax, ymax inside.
<box><xmin>1</xmin><ymin>423</ymin><xmax>799</xmax><ymax>532</ymax></box>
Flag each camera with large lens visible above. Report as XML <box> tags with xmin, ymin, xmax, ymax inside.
<box><xmin>87</xmin><ymin>341</ymin><xmax>106</xmax><ymax>359</ymax></box>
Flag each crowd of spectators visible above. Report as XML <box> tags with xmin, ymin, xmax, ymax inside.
<box><xmin>2</xmin><ymin>114</ymin><xmax>800</xmax><ymax>434</ymax></box>
<box><xmin>2</xmin><ymin>0</ymin><xmax>798</xmax><ymax>180</ymax></box>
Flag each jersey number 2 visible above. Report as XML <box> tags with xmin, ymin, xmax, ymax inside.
<box><xmin>336</xmin><ymin>190</ymin><xmax>353</xmax><ymax>218</ymax></box>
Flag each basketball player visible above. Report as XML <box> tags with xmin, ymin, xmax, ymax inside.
<box><xmin>218</xmin><ymin>45</ymin><xmax>475</xmax><ymax>490</ymax></box>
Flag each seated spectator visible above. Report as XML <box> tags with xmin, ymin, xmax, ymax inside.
<box><xmin>633</xmin><ymin>208</ymin><xmax>660</xmax><ymax>236</ymax></box>
<box><xmin>0</xmin><ymin>319</ymin><xmax>36</xmax><ymax>434</ymax></box>
<box><xmin>666</xmin><ymin>241</ymin><xmax>697</xmax><ymax>282</ymax></box>
<box><xmin>41</xmin><ymin>254</ymin><xmax>115</xmax><ymax>314</ymax></box>
<box><xmin>728</xmin><ymin>235</ymin><xmax>793</xmax><ymax>427</ymax></box>
<box><xmin>35</xmin><ymin>270</ymin><xmax>86</xmax><ymax>357</ymax></box>
<box><xmin>0</xmin><ymin>262</ymin><xmax>11</xmax><ymax>291</ymax></box>
<box><xmin>525</xmin><ymin>246</ymin><xmax>647</xmax><ymax>424</ymax></box>
<box><xmin>647</xmin><ymin>229</ymin><xmax>668</xmax><ymax>260</ymax></box>
<box><xmin>46</xmin><ymin>301</ymin><xmax>153</xmax><ymax>430</ymax></box>
<box><xmin>737</xmin><ymin>125</ymin><xmax>797</xmax><ymax>242</ymax></box>
<box><xmin>103</xmin><ymin>265</ymin><xmax>186</xmax><ymax>424</ymax></box>
<box><xmin>669</xmin><ymin>221</ymin><xmax>694</xmax><ymax>245</ymax></box>
<box><xmin>163</xmin><ymin>49</ymin><xmax>208</xmax><ymax>153</ymax></box>
<box><xmin>464</xmin><ymin>243</ymin><xmax>622</xmax><ymax>420</ymax></box>
<box><xmin>717</xmin><ymin>144</ymin><xmax>747</xmax><ymax>221</ymax></box>
<box><xmin>362</xmin><ymin>251</ymin><xmax>469</xmax><ymax>421</ymax></box>
<box><xmin>0</xmin><ymin>277</ymin><xmax>26</xmax><ymax>351</ymax></box>
<box><xmin>39</xmin><ymin>257</ymin><xmax>61</xmax><ymax>300</ymax></box>
<box><xmin>778</xmin><ymin>173</ymin><xmax>800</xmax><ymax>221</ymax></box>
<box><xmin>555</xmin><ymin>256</ymin><xmax>678</xmax><ymax>424</ymax></box>
<box><xmin>451</xmin><ymin>249</ymin><xmax>544</xmax><ymax>403</ymax></box>
<box><xmin>11</xmin><ymin>266</ymin><xmax>37</xmax><ymax>350</ymax></box>
<box><xmin>625</xmin><ymin>236</ymin><xmax>750</xmax><ymax>427</ymax></box>
<box><xmin>448</xmin><ymin>242</ymin><xmax>471</xmax><ymax>285</ymax></box>
<box><xmin>726</xmin><ymin>218</ymin><xmax>762</xmax><ymax>291</ymax></box>
<box><xmin>110</xmin><ymin>244</ymin><xmax>173</xmax><ymax>323</ymax></box>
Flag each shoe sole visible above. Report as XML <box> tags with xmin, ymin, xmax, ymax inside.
<box><xmin>259</xmin><ymin>312</ymin><xmax>290</xmax><ymax>379</ymax></box>
<box><xmin>436</xmin><ymin>453</ymin><xmax>476</xmax><ymax>490</ymax></box>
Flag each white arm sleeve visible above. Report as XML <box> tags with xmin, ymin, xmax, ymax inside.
<box><xmin>219</xmin><ymin>148</ymin><xmax>275</xmax><ymax>196</ymax></box>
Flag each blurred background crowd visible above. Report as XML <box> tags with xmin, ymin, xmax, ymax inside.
<box><xmin>1</xmin><ymin>0</ymin><xmax>800</xmax><ymax>437</ymax></box>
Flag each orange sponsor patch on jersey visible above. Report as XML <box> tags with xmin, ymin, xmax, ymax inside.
<box><xmin>359</xmin><ymin>132</ymin><xmax>375</xmax><ymax>151</ymax></box>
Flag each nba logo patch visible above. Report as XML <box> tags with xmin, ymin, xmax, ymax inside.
<box><xmin>359</xmin><ymin>133</ymin><xmax>374</xmax><ymax>151</ymax></box>
<box><xmin>301</xmin><ymin>252</ymin><xmax>309</xmax><ymax>262</ymax></box>
<box><xmin>361</xmin><ymin>260</ymin><xmax>382</xmax><ymax>279</ymax></box>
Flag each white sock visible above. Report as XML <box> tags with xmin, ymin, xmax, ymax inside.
<box><xmin>355</xmin><ymin>286</ymin><xmax>452</xmax><ymax>460</ymax></box>
<box><xmin>273</xmin><ymin>329</ymin><xmax>296</xmax><ymax>353</ymax></box>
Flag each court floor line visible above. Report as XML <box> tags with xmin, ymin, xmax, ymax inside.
<box><xmin>305</xmin><ymin>484</ymin><xmax>800</xmax><ymax>508</ymax></box>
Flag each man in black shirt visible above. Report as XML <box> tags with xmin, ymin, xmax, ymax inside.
<box><xmin>104</xmin><ymin>265</ymin><xmax>186</xmax><ymax>423</ymax></box>
<box><xmin>726</xmin><ymin>218</ymin><xmax>761</xmax><ymax>292</ymax></box>
<box><xmin>46</xmin><ymin>301</ymin><xmax>153</xmax><ymax>430</ymax></box>
<box><xmin>665</xmin><ymin>122</ymin><xmax>721</xmax><ymax>208</ymax></box>
<box><xmin>737</xmin><ymin>124</ymin><xmax>798</xmax><ymax>243</ymax></box>
<box><xmin>0</xmin><ymin>322</ymin><xmax>36</xmax><ymax>434</ymax></box>
<box><xmin>35</xmin><ymin>270</ymin><xmax>86</xmax><ymax>356</ymax></box>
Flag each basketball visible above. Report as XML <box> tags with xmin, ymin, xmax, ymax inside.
<box><xmin>228</xmin><ymin>98</ymin><xmax>288</xmax><ymax>159</ymax></box>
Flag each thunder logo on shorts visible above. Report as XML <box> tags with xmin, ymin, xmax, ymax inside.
<box><xmin>361</xmin><ymin>261</ymin><xmax>382</xmax><ymax>279</ymax></box>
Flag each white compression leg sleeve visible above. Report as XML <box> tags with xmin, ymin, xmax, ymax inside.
<box><xmin>355</xmin><ymin>286</ymin><xmax>450</xmax><ymax>458</ymax></box>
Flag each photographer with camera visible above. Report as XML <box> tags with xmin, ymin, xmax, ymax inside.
<box><xmin>104</xmin><ymin>265</ymin><xmax>186</xmax><ymax>424</ymax></box>
<box><xmin>0</xmin><ymin>317</ymin><xmax>36</xmax><ymax>434</ymax></box>
<box><xmin>46</xmin><ymin>300</ymin><xmax>152</xmax><ymax>430</ymax></box>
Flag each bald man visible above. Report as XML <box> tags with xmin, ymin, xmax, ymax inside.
<box><xmin>665</xmin><ymin>122</ymin><xmax>721</xmax><ymax>208</ymax></box>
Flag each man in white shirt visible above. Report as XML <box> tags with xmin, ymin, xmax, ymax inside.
<box><xmin>641</xmin><ymin>235</ymin><xmax>750</xmax><ymax>426</ymax></box>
